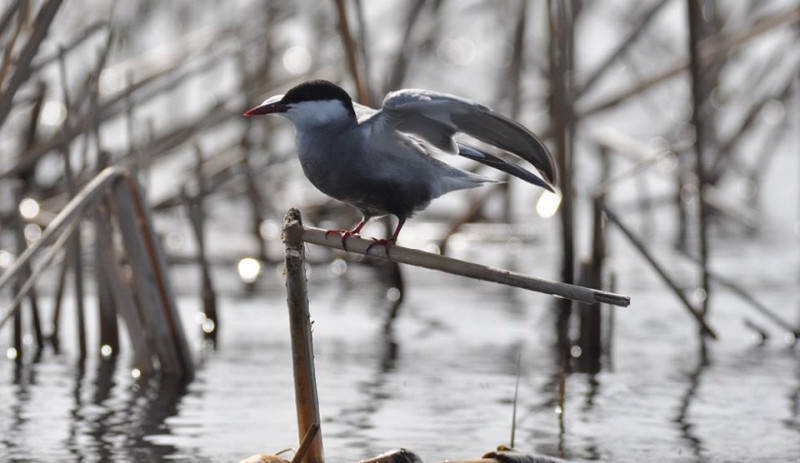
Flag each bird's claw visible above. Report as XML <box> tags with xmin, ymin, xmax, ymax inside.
<box><xmin>324</xmin><ymin>229</ymin><xmax>361</xmax><ymax>252</ymax></box>
<box><xmin>365</xmin><ymin>238</ymin><xmax>394</xmax><ymax>257</ymax></box>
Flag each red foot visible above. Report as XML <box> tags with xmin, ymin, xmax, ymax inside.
<box><xmin>324</xmin><ymin>229</ymin><xmax>361</xmax><ymax>252</ymax></box>
<box><xmin>365</xmin><ymin>238</ymin><xmax>395</xmax><ymax>257</ymax></box>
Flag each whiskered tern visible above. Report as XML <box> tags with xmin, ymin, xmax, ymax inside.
<box><xmin>244</xmin><ymin>80</ymin><xmax>557</xmax><ymax>251</ymax></box>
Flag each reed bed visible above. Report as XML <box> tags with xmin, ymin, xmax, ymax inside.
<box><xmin>0</xmin><ymin>0</ymin><xmax>798</xmax><ymax>459</ymax></box>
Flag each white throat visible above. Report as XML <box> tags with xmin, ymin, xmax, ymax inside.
<box><xmin>283</xmin><ymin>100</ymin><xmax>353</xmax><ymax>129</ymax></box>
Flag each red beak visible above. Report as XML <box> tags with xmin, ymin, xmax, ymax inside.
<box><xmin>243</xmin><ymin>102</ymin><xmax>288</xmax><ymax>117</ymax></box>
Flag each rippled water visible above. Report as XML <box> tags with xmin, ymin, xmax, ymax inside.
<box><xmin>2</xmin><ymin>227</ymin><xmax>799</xmax><ymax>462</ymax></box>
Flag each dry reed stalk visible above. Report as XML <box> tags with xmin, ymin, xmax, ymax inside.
<box><xmin>352</xmin><ymin>0</ymin><xmax>372</xmax><ymax>92</ymax></box>
<box><xmin>240</xmin><ymin>150</ymin><xmax>269</xmax><ymax>264</ymax></box>
<box><xmin>591</xmin><ymin>148</ymin><xmax>675</xmax><ymax>197</ymax></box>
<box><xmin>63</xmin><ymin>140</ymin><xmax>88</xmax><ymax>361</ymax></box>
<box><xmin>384</xmin><ymin>0</ymin><xmax>426</xmax><ymax>92</ymax></box>
<box><xmin>604</xmin><ymin>272</ymin><xmax>617</xmax><ymax>370</ymax></box>
<box><xmin>686</xmin><ymin>0</ymin><xmax>711</xmax><ymax>317</ymax></box>
<box><xmin>437</xmin><ymin>185</ymin><xmax>502</xmax><ymax>255</ymax></box>
<box><xmin>495</xmin><ymin>0</ymin><xmax>528</xmax><ymax>222</ymax></box>
<box><xmin>14</xmin><ymin>79</ymin><xmax>47</xmax><ymax>350</ymax></box>
<box><xmin>92</xmin><ymin>143</ymin><xmax>119</xmax><ymax>355</ymax></box>
<box><xmin>11</xmin><ymin>289</ymin><xmax>22</xmax><ymax>364</ymax></box>
<box><xmin>127</xmin><ymin>177</ymin><xmax>195</xmax><ymax>377</ymax></box>
<box><xmin>188</xmin><ymin>144</ymin><xmax>218</xmax><ymax>345</ymax></box>
<box><xmin>701</xmin><ymin>189</ymin><xmax>758</xmax><ymax>232</ymax></box>
<box><xmin>674</xmin><ymin>161</ymin><xmax>689</xmax><ymax>250</ymax></box>
<box><xmin>603</xmin><ymin>206</ymin><xmax>717</xmax><ymax>338</ymax></box>
<box><xmin>745</xmin><ymin>114</ymin><xmax>792</xmax><ymax>207</ymax></box>
<box><xmin>577</xmin><ymin>0</ymin><xmax>670</xmax><ymax>97</ymax></box>
<box><xmin>576</xmin><ymin>261</ymin><xmax>601</xmax><ymax>373</ymax></box>
<box><xmin>111</xmin><ymin>178</ymin><xmax>190</xmax><ymax>378</ymax></box>
<box><xmin>710</xmin><ymin>70</ymin><xmax>797</xmax><ymax>181</ymax></box>
<box><xmin>94</xmin><ymin>205</ymin><xmax>155</xmax><ymax>374</ymax></box>
<box><xmin>577</xmin><ymin>146</ymin><xmax>612</xmax><ymax>371</ymax></box>
<box><xmin>56</xmin><ymin>40</ymin><xmax>88</xmax><ymax>359</ymax></box>
<box><xmin>0</xmin><ymin>0</ymin><xmax>24</xmax><ymax>38</ymax></box>
<box><xmin>151</xmin><ymin>139</ymin><xmax>244</xmax><ymax>210</ymax></box>
<box><xmin>0</xmin><ymin>1</ymin><xmax>27</xmax><ymax>104</ymax></box>
<box><xmin>282</xmin><ymin>209</ymin><xmax>324</xmax><ymax>463</ymax></box>
<box><xmin>28</xmin><ymin>21</ymin><xmax>107</xmax><ymax>75</ymax></box>
<box><xmin>0</xmin><ymin>0</ymin><xmax>63</xmax><ymax>129</ymax></box>
<box><xmin>11</xmin><ymin>187</ymin><xmax>45</xmax><ymax>350</ymax></box>
<box><xmin>291</xmin><ymin>423</ymin><xmax>321</xmax><ymax>463</ymax></box>
<box><xmin>680</xmin><ymin>252</ymin><xmax>799</xmax><ymax>339</ymax></box>
<box><xmin>301</xmin><ymin>221</ymin><xmax>630</xmax><ymax>307</ymax></box>
<box><xmin>94</xmin><ymin>167</ymin><xmax>119</xmax><ymax>354</ymax></box>
<box><xmin>0</xmin><ymin>167</ymin><xmax>122</xmax><ymax>293</ymax></box>
<box><xmin>0</xmin><ymin>219</ymin><xmax>79</xmax><ymax>330</ymax></box>
<box><xmin>49</xmin><ymin>256</ymin><xmax>69</xmax><ymax>352</ymax></box>
<box><xmin>333</xmin><ymin>0</ymin><xmax>371</xmax><ymax>105</ymax></box>
<box><xmin>548</xmin><ymin>0</ymin><xmax>576</xmax><ymax>358</ymax></box>
<box><xmin>587</xmin><ymin>128</ymin><xmax>681</xmax><ymax>187</ymax></box>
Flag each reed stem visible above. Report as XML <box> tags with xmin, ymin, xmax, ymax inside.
<box><xmin>300</xmin><ymin>221</ymin><xmax>630</xmax><ymax>307</ymax></box>
<box><xmin>282</xmin><ymin>209</ymin><xmax>324</xmax><ymax>463</ymax></box>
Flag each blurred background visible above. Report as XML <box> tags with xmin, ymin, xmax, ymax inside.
<box><xmin>0</xmin><ymin>0</ymin><xmax>798</xmax><ymax>461</ymax></box>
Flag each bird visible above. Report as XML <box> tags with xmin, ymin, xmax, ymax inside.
<box><xmin>244</xmin><ymin>80</ymin><xmax>557</xmax><ymax>253</ymax></box>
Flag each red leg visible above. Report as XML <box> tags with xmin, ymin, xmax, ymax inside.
<box><xmin>365</xmin><ymin>218</ymin><xmax>405</xmax><ymax>256</ymax></box>
<box><xmin>325</xmin><ymin>217</ymin><xmax>368</xmax><ymax>252</ymax></box>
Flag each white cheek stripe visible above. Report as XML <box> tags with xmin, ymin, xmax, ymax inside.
<box><xmin>287</xmin><ymin>100</ymin><xmax>350</xmax><ymax>126</ymax></box>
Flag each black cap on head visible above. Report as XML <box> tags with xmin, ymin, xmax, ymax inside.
<box><xmin>281</xmin><ymin>80</ymin><xmax>355</xmax><ymax>116</ymax></box>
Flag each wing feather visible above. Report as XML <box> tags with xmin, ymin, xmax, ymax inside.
<box><xmin>368</xmin><ymin>89</ymin><xmax>558</xmax><ymax>191</ymax></box>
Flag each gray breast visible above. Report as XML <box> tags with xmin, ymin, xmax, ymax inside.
<box><xmin>296</xmin><ymin>130</ymin><xmax>434</xmax><ymax>218</ymax></box>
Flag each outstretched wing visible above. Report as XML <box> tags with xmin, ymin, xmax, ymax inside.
<box><xmin>363</xmin><ymin>89</ymin><xmax>558</xmax><ymax>192</ymax></box>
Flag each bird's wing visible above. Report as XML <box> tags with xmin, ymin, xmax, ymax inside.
<box><xmin>367</xmin><ymin>89</ymin><xmax>558</xmax><ymax>192</ymax></box>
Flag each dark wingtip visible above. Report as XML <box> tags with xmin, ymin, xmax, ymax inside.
<box><xmin>457</xmin><ymin>110</ymin><xmax>560</xmax><ymax>188</ymax></box>
<box><xmin>457</xmin><ymin>143</ymin><xmax>558</xmax><ymax>193</ymax></box>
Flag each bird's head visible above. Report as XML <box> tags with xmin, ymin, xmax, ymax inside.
<box><xmin>244</xmin><ymin>80</ymin><xmax>356</xmax><ymax>129</ymax></box>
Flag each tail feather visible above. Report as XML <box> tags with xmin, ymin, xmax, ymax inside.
<box><xmin>457</xmin><ymin>143</ymin><xmax>556</xmax><ymax>193</ymax></box>
<box><xmin>431</xmin><ymin>167</ymin><xmax>497</xmax><ymax>200</ymax></box>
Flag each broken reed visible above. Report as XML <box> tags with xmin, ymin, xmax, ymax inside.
<box><xmin>283</xmin><ymin>209</ymin><xmax>324</xmax><ymax>463</ymax></box>
<box><xmin>290</xmin><ymin>210</ymin><xmax>630</xmax><ymax>308</ymax></box>
<box><xmin>0</xmin><ymin>168</ymin><xmax>194</xmax><ymax>378</ymax></box>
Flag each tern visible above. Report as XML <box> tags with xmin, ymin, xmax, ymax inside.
<box><xmin>244</xmin><ymin>80</ymin><xmax>557</xmax><ymax>252</ymax></box>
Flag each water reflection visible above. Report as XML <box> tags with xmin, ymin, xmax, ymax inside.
<box><xmin>526</xmin><ymin>358</ymin><xmax>568</xmax><ymax>460</ymax></box>
<box><xmin>1</xmin><ymin>361</ymin><xmax>35</xmax><ymax>462</ymax></box>
<box><xmin>785</xmin><ymin>347</ymin><xmax>800</xmax><ymax>434</ymax></box>
<box><xmin>673</xmin><ymin>340</ymin><xmax>710</xmax><ymax>461</ymax></box>
<box><xmin>2</xmin><ymin>356</ymin><xmax>200</xmax><ymax>462</ymax></box>
<box><xmin>580</xmin><ymin>375</ymin><xmax>602</xmax><ymax>461</ymax></box>
<box><xmin>88</xmin><ymin>357</ymin><xmax>118</xmax><ymax>463</ymax></box>
<box><xmin>118</xmin><ymin>374</ymin><xmax>194</xmax><ymax>461</ymax></box>
<box><xmin>64</xmin><ymin>362</ymin><xmax>86</xmax><ymax>461</ymax></box>
<box><xmin>330</xmin><ymin>334</ymin><xmax>400</xmax><ymax>458</ymax></box>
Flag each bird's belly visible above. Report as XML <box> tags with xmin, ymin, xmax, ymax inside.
<box><xmin>297</xmin><ymin>154</ymin><xmax>339</xmax><ymax>193</ymax></box>
<box><xmin>297</xmin><ymin>144</ymin><xmax>433</xmax><ymax>218</ymax></box>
